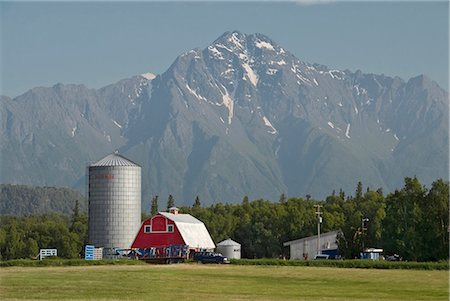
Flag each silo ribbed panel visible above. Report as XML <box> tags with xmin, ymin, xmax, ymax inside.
<box><xmin>88</xmin><ymin>153</ymin><xmax>141</xmax><ymax>250</ymax></box>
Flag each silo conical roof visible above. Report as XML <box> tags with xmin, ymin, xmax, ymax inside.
<box><xmin>91</xmin><ymin>152</ymin><xmax>140</xmax><ymax>167</ymax></box>
<box><xmin>217</xmin><ymin>238</ymin><xmax>241</xmax><ymax>246</ymax></box>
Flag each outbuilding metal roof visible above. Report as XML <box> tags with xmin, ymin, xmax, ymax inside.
<box><xmin>159</xmin><ymin>212</ymin><xmax>215</xmax><ymax>249</ymax></box>
<box><xmin>217</xmin><ymin>238</ymin><xmax>241</xmax><ymax>247</ymax></box>
<box><xmin>91</xmin><ymin>152</ymin><xmax>140</xmax><ymax>167</ymax></box>
<box><xmin>283</xmin><ymin>230</ymin><xmax>340</xmax><ymax>246</ymax></box>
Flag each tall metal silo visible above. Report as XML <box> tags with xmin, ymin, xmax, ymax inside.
<box><xmin>88</xmin><ymin>152</ymin><xmax>141</xmax><ymax>253</ymax></box>
<box><xmin>216</xmin><ymin>238</ymin><xmax>241</xmax><ymax>259</ymax></box>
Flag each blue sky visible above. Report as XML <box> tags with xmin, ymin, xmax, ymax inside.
<box><xmin>1</xmin><ymin>1</ymin><xmax>448</xmax><ymax>97</ymax></box>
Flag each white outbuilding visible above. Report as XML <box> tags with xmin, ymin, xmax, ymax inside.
<box><xmin>216</xmin><ymin>238</ymin><xmax>241</xmax><ymax>259</ymax></box>
<box><xmin>283</xmin><ymin>230</ymin><xmax>340</xmax><ymax>260</ymax></box>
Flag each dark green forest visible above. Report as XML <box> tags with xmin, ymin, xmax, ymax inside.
<box><xmin>0</xmin><ymin>178</ymin><xmax>448</xmax><ymax>261</ymax></box>
<box><xmin>0</xmin><ymin>184</ymin><xmax>87</xmax><ymax>216</ymax></box>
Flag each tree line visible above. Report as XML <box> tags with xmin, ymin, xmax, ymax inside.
<box><xmin>156</xmin><ymin>177</ymin><xmax>449</xmax><ymax>261</ymax></box>
<box><xmin>0</xmin><ymin>201</ymin><xmax>87</xmax><ymax>260</ymax></box>
<box><xmin>0</xmin><ymin>177</ymin><xmax>448</xmax><ymax>261</ymax></box>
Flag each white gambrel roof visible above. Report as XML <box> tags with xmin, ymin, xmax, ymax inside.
<box><xmin>159</xmin><ymin>212</ymin><xmax>215</xmax><ymax>249</ymax></box>
<box><xmin>91</xmin><ymin>152</ymin><xmax>140</xmax><ymax>167</ymax></box>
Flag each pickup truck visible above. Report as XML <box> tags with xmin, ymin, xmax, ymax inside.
<box><xmin>193</xmin><ymin>252</ymin><xmax>230</xmax><ymax>264</ymax></box>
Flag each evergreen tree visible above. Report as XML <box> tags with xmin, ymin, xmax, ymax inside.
<box><xmin>70</xmin><ymin>200</ymin><xmax>80</xmax><ymax>231</ymax></box>
<box><xmin>151</xmin><ymin>196</ymin><xmax>159</xmax><ymax>216</ymax></box>
<box><xmin>278</xmin><ymin>193</ymin><xmax>286</xmax><ymax>204</ymax></box>
<box><xmin>193</xmin><ymin>196</ymin><xmax>201</xmax><ymax>208</ymax></box>
<box><xmin>376</xmin><ymin>188</ymin><xmax>383</xmax><ymax>196</ymax></box>
<box><xmin>167</xmin><ymin>194</ymin><xmax>175</xmax><ymax>210</ymax></box>
<box><xmin>355</xmin><ymin>181</ymin><xmax>363</xmax><ymax>201</ymax></box>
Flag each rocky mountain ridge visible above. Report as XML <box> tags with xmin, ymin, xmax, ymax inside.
<box><xmin>1</xmin><ymin>31</ymin><xmax>448</xmax><ymax>206</ymax></box>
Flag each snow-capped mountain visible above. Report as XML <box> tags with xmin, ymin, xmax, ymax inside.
<box><xmin>1</xmin><ymin>31</ymin><xmax>448</xmax><ymax>205</ymax></box>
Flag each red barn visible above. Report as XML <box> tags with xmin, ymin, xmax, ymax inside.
<box><xmin>131</xmin><ymin>207</ymin><xmax>215</xmax><ymax>252</ymax></box>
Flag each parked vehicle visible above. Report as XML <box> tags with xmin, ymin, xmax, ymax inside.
<box><xmin>193</xmin><ymin>252</ymin><xmax>230</xmax><ymax>264</ymax></box>
<box><xmin>386</xmin><ymin>254</ymin><xmax>402</xmax><ymax>261</ymax></box>
<box><xmin>313</xmin><ymin>254</ymin><xmax>330</xmax><ymax>260</ymax></box>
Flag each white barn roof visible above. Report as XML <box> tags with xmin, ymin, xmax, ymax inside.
<box><xmin>159</xmin><ymin>212</ymin><xmax>215</xmax><ymax>249</ymax></box>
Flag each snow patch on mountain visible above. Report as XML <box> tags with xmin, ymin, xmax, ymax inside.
<box><xmin>297</xmin><ymin>73</ymin><xmax>312</xmax><ymax>86</ymax></box>
<box><xmin>215</xmin><ymin>43</ymin><xmax>233</xmax><ymax>53</ymax></box>
<box><xmin>141</xmin><ymin>73</ymin><xmax>156</xmax><ymax>80</ymax></box>
<box><xmin>220</xmin><ymin>85</ymin><xmax>234</xmax><ymax>125</ymax></box>
<box><xmin>208</xmin><ymin>46</ymin><xmax>224</xmax><ymax>60</ymax></box>
<box><xmin>221</xmin><ymin>68</ymin><xmax>235</xmax><ymax>77</ymax></box>
<box><xmin>327</xmin><ymin>70</ymin><xmax>344</xmax><ymax>80</ymax></box>
<box><xmin>186</xmin><ymin>83</ymin><xmax>207</xmax><ymax>101</ymax></box>
<box><xmin>266</xmin><ymin>68</ymin><xmax>278</xmax><ymax>75</ymax></box>
<box><xmin>229</xmin><ymin>32</ymin><xmax>244</xmax><ymax>50</ymax></box>
<box><xmin>113</xmin><ymin>120</ymin><xmax>122</xmax><ymax>129</ymax></box>
<box><xmin>272</xmin><ymin>60</ymin><xmax>286</xmax><ymax>66</ymax></box>
<box><xmin>255</xmin><ymin>40</ymin><xmax>275</xmax><ymax>51</ymax></box>
<box><xmin>263</xmin><ymin>116</ymin><xmax>277</xmax><ymax>134</ymax></box>
<box><xmin>242</xmin><ymin>63</ymin><xmax>258</xmax><ymax>86</ymax></box>
<box><xmin>345</xmin><ymin>123</ymin><xmax>351</xmax><ymax>138</ymax></box>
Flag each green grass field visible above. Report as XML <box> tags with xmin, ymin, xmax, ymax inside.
<box><xmin>0</xmin><ymin>264</ymin><xmax>448</xmax><ymax>300</ymax></box>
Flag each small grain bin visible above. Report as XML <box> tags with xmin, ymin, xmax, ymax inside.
<box><xmin>216</xmin><ymin>238</ymin><xmax>241</xmax><ymax>259</ymax></box>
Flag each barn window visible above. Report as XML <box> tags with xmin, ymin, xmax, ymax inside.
<box><xmin>144</xmin><ymin>225</ymin><xmax>151</xmax><ymax>233</ymax></box>
<box><xmin>167</xmin><ymin>225</ymin><xmax>174</xmax><ymax>232</ymax></box>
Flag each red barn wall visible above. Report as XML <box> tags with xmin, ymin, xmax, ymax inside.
<box><xmin>131</xmin><ymin>215</ymin><xmax>184</xmax><ymax>249</ymax></box>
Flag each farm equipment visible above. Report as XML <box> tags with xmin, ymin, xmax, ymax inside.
<box><xmin>132</xmin><ymin>244</ymin><xmax>189</xmax><ymax>263</ymax></box>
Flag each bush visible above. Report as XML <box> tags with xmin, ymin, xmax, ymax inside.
<box><xmin>230</xmin><ymin>259</ymin><xmax>449</xmax><ymax>270</ymax></box>
<box><xmin>0</xmin><ymin>259</ymin><xmax>147</xmax><ymax>267</ymax></box>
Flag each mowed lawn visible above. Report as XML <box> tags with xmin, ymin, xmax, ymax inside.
<box><xmin>0</xmin><ymin>264</ymin><xmax>448</xmax><ymax>301</ymax></box>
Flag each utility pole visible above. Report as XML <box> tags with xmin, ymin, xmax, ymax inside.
<box><xmin>361</xmin><ymin>217</ymin><xmax>369</xmax><ymax>251</ymax></box>
<box><xmin>314</xmin><ymin>204</ymin><xmax>323</xmax><ymax>255</ymax></box>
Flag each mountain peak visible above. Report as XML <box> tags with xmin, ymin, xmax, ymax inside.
<box><xmin>141</xmin><ymin>72</ymin><xmax>156</xmax><ymax>80</ymax></box>
<box><xmin>212</xmin><ymin>31</ymin><xmax>278</xmax><ymax>52</ymax></box>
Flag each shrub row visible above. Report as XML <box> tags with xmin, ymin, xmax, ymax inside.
<box><xmin>2</xmin><ymin>258</ymin><xmax>447</xmax><ymax>270</ymax></box>
<box><xmin>230</xmin><ymin>258</ymin><xmax>449</xmax><ymax>270</ymax></box>
<box><xmin>0</xmin><ymin>258</ymin><xmax>147</xmax><ymax>267</ymax></box>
